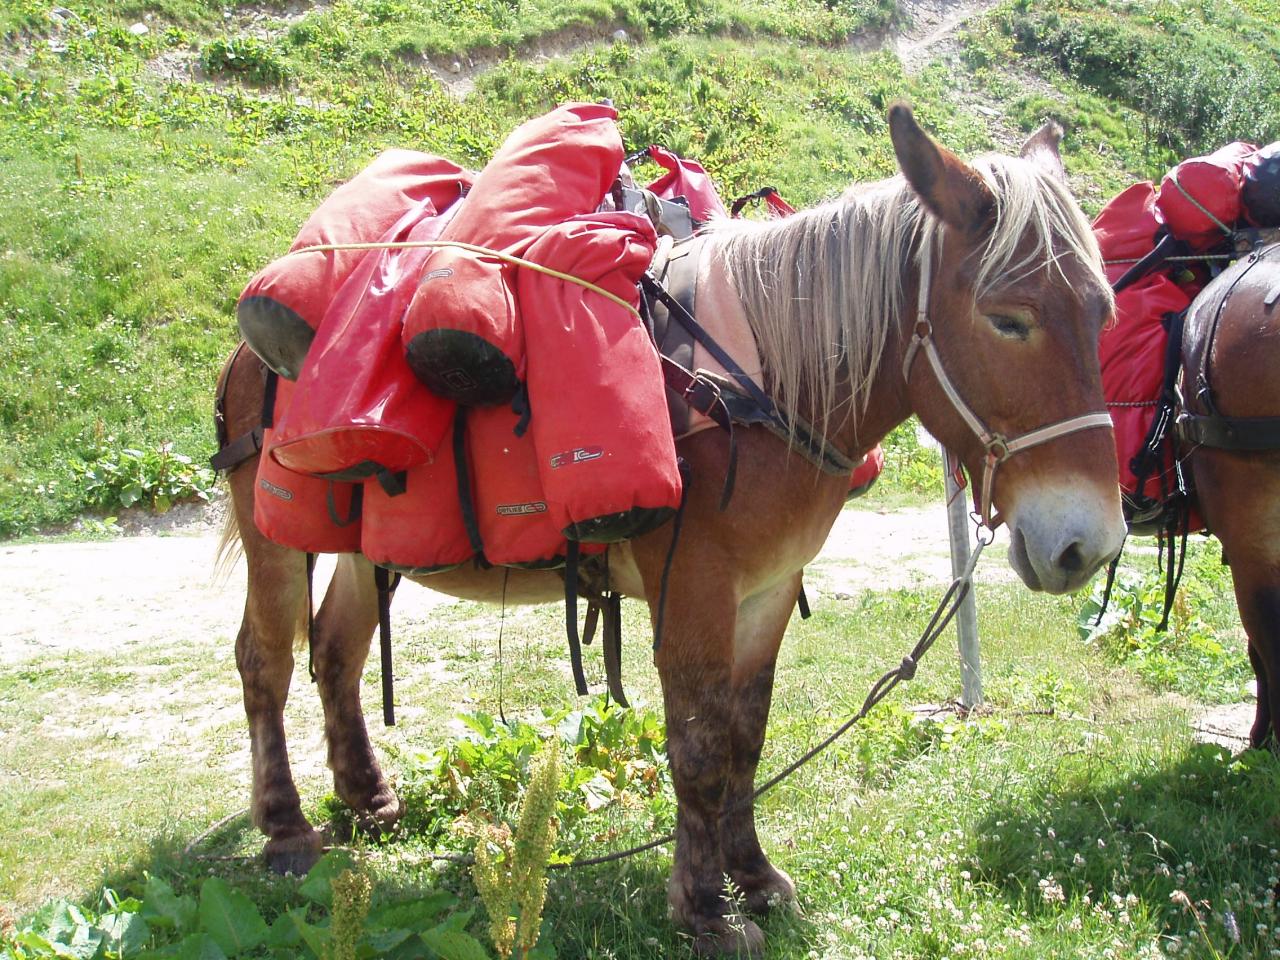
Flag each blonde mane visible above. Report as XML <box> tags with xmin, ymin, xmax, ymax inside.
<box><xmin>714</xmin><ymin>153</ymin><xmax>1107</xmax><ymax>439</ymax></box>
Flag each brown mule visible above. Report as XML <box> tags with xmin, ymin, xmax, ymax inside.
<box><xmin>215</xmin><ymin>106</ymin><xmax>1125</xmax><ymax>956</ymax></box>
<box><xmin>1177</xmin><ymin>241</ymin><xmax>1280</xmax><ymax>749</ymax></box>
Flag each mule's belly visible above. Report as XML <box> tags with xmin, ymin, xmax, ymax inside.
<box><xmin>405</xmin><ymin>565</ymin><xmax>564</xmax><ymax>605</ymax></box>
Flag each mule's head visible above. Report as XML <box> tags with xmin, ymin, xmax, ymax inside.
<box><xmin>889</xmin><ymin>105</ymin><xmax>1125</xmax><ymax>593</ymax></box>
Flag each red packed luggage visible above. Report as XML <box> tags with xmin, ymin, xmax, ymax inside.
<box><xmin>238</xmin><ymin>151</ymin><xmax>471</xmax><ymax>379</ymax></box>
<box><xmin>1099</xmin><ymin>273</ymin><xmax>1193</xmax><ymax>500</ymax></box>
<box><xmin>254</xmin><ymin>376</ymin><xmax>363</xmax><ymax>554</ymax></box>
<box><xmin>1092</xmin><ymin>181</ymin><xmax>1163</xmax><ymax>284</ymax></box>
<box><xmin>1156</xmin><ymin>141</ymin><xmax>1257</xmax><ymax>250</ymax></box>
<box><xmin>268</xmin><ymin>201</ymin><xmax>456</xmax><ymax>483</ymax></box>
<box><xmin>644</xmin><ymin>145</ymin><xmax>729</xmax><ymax>223</ymax></box>
<box><xmin>467</xmin><ymin>404</ymin><xmax>572</xmax><ymax>568</ymax></box>
<box><xmin>360</xmin><ymin>414</ymin><xmax>474</xmax><ymax>576</ymax></box>
<box><xmin>403</xmin><ymin>103</ymin><xmax>625</xmax><ymax>406</ymax></box>
<box><xmin>519</xmin><ymin>212</ymin><xmax>681</xmax><ymax>542</ymax></box>
<box><xmin>848</xmin><ymin>445</ymin><xmax>884</xmax><ymax>499</ymax></box>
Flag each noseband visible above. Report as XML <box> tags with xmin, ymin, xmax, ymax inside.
<box><xmin>902</xmin><ymin>234</ymin><xmax>1114</xmax><ymax>528</ymax></box>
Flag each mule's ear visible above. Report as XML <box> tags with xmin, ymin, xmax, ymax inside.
<box><xmin>888</xmin><ymin>102</ymin><xmax>994</xmax><ymax>237</ymax></box>
<box><xmin>1020</xmin><ymin>120</ymin><xmax>1067</xmax><ymax>182</ymax></box>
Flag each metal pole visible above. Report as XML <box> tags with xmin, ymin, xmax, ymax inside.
<box><xmin>943</xmin><ymin>449</ymin><xmax>983</xmax><ymax>708</ymax></box>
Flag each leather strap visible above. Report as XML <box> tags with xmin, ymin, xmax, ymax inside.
<box><xmin>903</xmin><ymin>234</ymin><xmax>1114</xmax><ymax>527</ymax></box>
<box><xmin>1176</xmin><ymin>411</ymin><xmax>1280</xmax><ymax>450</ymax></box>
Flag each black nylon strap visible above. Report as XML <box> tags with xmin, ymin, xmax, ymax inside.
<box><xmin>563</xmin><ymin>541</ymin><xmax>590</xmax><ymax>696</ymax></box>
<box><xmin>642</xmin><ymin>273</ymin><xmax>779</xmax><ymax>417</ymax></box>
<box><xmin>210</xmin><ymin>427</ymin><xmax>264</xmax><ymax>473</ymax></box>
<box><xmin>374</xmin><ymin>566</ymin><xmax>399</xmax><ymax>727</ymax></box>
<box><xmin>326</xmin><ymin>482</ymin><xmax>362</xmax><ymax>528</ymax></box>
<box><xmin>452</xmin><ymin>409</ymin><xmax>485</xmax><ymax>558</ymax></box>
<box><xmin>796</xmin><ymin>583</ymin><xmax>811</xmax><ymax>620</ymax></box>
<box><xmin>602</xmin><ymin>592</ymin><xmax>628</xmax><ymax>707</ymax></box>
<box><xmin>306</xmin><ymin>552</ymin><xmax>317</xmax><ymax>683</ymax></box>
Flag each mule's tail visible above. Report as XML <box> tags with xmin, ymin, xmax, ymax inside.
<box><xmin>213</xmin><ymin>494</ymin><xmax>244</xmax><ymax>586</ymax></box>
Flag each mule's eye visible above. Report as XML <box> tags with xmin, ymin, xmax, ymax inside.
<box><xmin>988</xmin><ymin>313</ymin><xmax>1032</xmax><ymax>340</ymax></box>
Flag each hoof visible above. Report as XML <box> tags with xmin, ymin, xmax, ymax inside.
<box><xmin>689</xmin><ymin>915</ymin><xmax>766</xmax><ymax>958</ymax></box>
<box><xmin>265</xmin><ymin>830</ymin><xmax>324</xmax><ymax>875</ymax></box>
<box><xmin>735</xmin><ymin>866</ymin><xmax>797</xmax><ymax>916</ymax></box>
<box><xmin>352</xmin><ymin>787</ymin><xmax>405</xmax><ymax>836</ymax></box>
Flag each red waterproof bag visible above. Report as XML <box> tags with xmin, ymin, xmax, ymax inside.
<box><xmin>644</xmin><ymin>145</ymin><xmax>729</xmax><ymax>223</ymax></box>
<box><xmin>403</xmin><ymin>103</ymin><xmax>625</xmax><ymax>405</ymax></box>
<box><xmin>238</xmin><ymin>151</ymin><xmax>471</xmax><ymax>379</ymax></box>
<box><xmin>1157</xmin><ymin>141</ymin><xmax>1257</xmax><ymax>250</ymax></box>
<box><xmin>268</xmin><ymin>202</ymin><xmax>456</xmax><ymax>481</ymax></box>
<box><xmin>519</xmin><ymin>212</ymin><xmax>681</xmax><ymax>542</ymax></box>
<box><xmin>254</xmin><ymin>377</ymin><xmax>363</xmax><ymax>554</ymax></box>
<box><xmin>1099</xmin><ymin>273</ymin><xmax>1193</xmax><ymax>498</ymax></box>
<box><xmin>360</xmin><ymin>414</ymin><xmax>474</xmax><ymax>576</ymax></box>
<box><xmin>1092</xmin><ymin>181</ymin><xmax>1163</xmax><ymax>284</ymax></box>
<box><xmin>467</xmin><ymin>404</ymin><xmax>572</xmax><ymax>568</ymax></box>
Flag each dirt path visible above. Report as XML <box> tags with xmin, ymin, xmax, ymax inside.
<box><xmin>0</xmin><ymin>499</ymin><xmax>992</xmax><ymax>665</ymax></box>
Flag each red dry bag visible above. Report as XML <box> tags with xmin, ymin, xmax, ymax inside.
<box><xmin>403</xmin><ymin>103</ymin><xmax>625</xmax><ymax>406</ymax></box>
<box><xmin>254</xmin><ymin>376</ymin><xmax>363</xmax><ymax>554</ymax></box>
<box><xmin>644</xmin><ymin>145</ymin><xmax>729</xmax><ymax>223</ymax></box>
<box><xmin>360</xmin><ymin>412</ymin><xmax>475</xmax><ymax>576</ymax></box>
<box><xmin>1092</xmin><ymin>181</ymin><xmax>1163</xmax><ymax>285</ymax></box>
<box><xmin>268</xmin><ymin>201</ymin><xmax>456</xmax><ymax>483</ymax></box>
<box><xmin>1156</xmin><ymin>141</ymin><xmax>1256</xmax><ymax>250</ymax></box>
<box><xmin>238</xmin><ymin>151</ymin><xmax>471</xmax><ymax>379</ymax></box>
<box><xmin>519</xmin><ymin>212</ymin><xmax>681</xmax><ymax>542</ymax></box>
<box><xmin>1099</xmin><ymin>272</ymin><xmax>1193</xmax><ymax>499</ymax></box>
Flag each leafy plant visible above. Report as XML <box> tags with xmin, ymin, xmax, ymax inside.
<box><xmin>200</xmin><ymin>37</ymin><xmax>294</xmax><ymax>86</ymax></box>
<box><xmin>0</xmin><ymin>861</ymin><xmax>484</xmax><ymax>960</ymax></box>
<box><xmin>1077</xmin><ymin>563</ymin><xmax>1252</xmax><ymax>703</ymax></box>
<box><xmin>74</xmin><ymin>443</ymin><xmax>217</xmax><ymax>514</ymax></box>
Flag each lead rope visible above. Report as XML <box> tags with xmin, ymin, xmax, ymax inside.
<box><xmin>401</xmin><ymin>520</ymin><xmax>993</xmax><ymax>871</ymax></box>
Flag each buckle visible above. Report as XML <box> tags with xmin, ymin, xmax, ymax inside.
<box><xmin>985</xmin><ymin>435</ymin><xmax>1010</xmax><ymax>463</ymax></box>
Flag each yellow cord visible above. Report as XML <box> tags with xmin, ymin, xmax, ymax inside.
<box><xmin>287</xmin><ymin>239</ymin><xmax>642</xmax><ymax>320</ymax></box>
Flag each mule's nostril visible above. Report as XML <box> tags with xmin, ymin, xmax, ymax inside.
<box><xmin>1056</xmin><ymin>541</ymin><xmax>1085</xmax><ymax>574</ymax></box>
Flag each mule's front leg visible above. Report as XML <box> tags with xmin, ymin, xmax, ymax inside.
<box><xmin>656</xmin><ymin>597</ymin><xmax>766</xmax><ymax>957</ymax></box>
<box><xmin>720</xmin><ymin>578</ymin><xmax>801</xmax><ymax>916</ymax></box>
<box><xmin>312</xmin><ymin>554</ymin><xmax>403</xmax><ymax>832</ymax></box>
<box><xmin>235</xmin><ymin>545</ymin><xmax>323</xmax><ymax>874</ymax></box>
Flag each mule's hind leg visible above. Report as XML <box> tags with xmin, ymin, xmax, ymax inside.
<box><xmin>229</xmin><ymin>475</ymin><xmax>323</xmax><ymax>873</ymax></box>
<box><xmin>720</xmin><ymin>576</ymin><xmax>800</xmax><ymax>916</ymax></box>
<box><xmin>310</xmin><ymin>554</ymin><xmax>403</xmax><ymax>832</ymax></box>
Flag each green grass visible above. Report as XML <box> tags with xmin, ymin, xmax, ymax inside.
<box><xmin>1</xmin><ymin>534</ymin><xmax>1270</xmax><ymax>957</ymax></box>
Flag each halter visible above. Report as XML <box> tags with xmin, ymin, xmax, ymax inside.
<box><xmin>902</xmin><ymin>233</ymin><xmax>1114</xmax><ymax>528</ymax></box>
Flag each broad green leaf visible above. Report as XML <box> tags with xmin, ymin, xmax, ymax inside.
<box><xmin>100</xmin><ymin>910</ymin><xmax>150</xmax><ymax>955</ymax></box>
<box><xmin>296</xmin><ymin>849</ymin><xmax>356</xmax><ymax>906</ymax></box>
<box><xmin>142</xmin><ymin>876</ymin><xmax>197</xmax><ymax>931</ymax></box>
<box><xmin>198</xmin><ymin>878</ymin><xmax>268</xmax><ymax>956</ymax></box>
<box><xmin>171</xmin><ymin>932</ymin><xmax>230</xmax><ymax>960</ymax></box>
<box><xmin>263</xmin><ymin>913</ymin><xmax>301</xmax><ymax>949</ymax></box>
<box><xmin>367</xmin><ymin>892</ymin><xmax>457</xmax><ymax>931</ymax></box>
<box><xmin>362</xmin><ymin>927</ymin><xmax>414</xmax><ymax>954</ymax></box>
<box><xmin>419</xmin><ymin>927</ymin><xmax>489</xmax><ymax>960</ymax></box>
<box><xmin>290</xmin><ymin>911</ymin><xmax>330</xmax><ymax>959</ymax></box>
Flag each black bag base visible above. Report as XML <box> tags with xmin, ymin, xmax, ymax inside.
<box><xmin>564</xmin><ymin>506</ymin><xmax>677</xmax><ymax>544</ymax></box>
<box><xmin>238</xmin><ymin>295</ymin><xmax>315</xmax><ymax>381</ymax></box>
<box><xmin>405</xmin><ymin>328</ymin><xmax>519</xmax><ymax>406</ymax></box>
